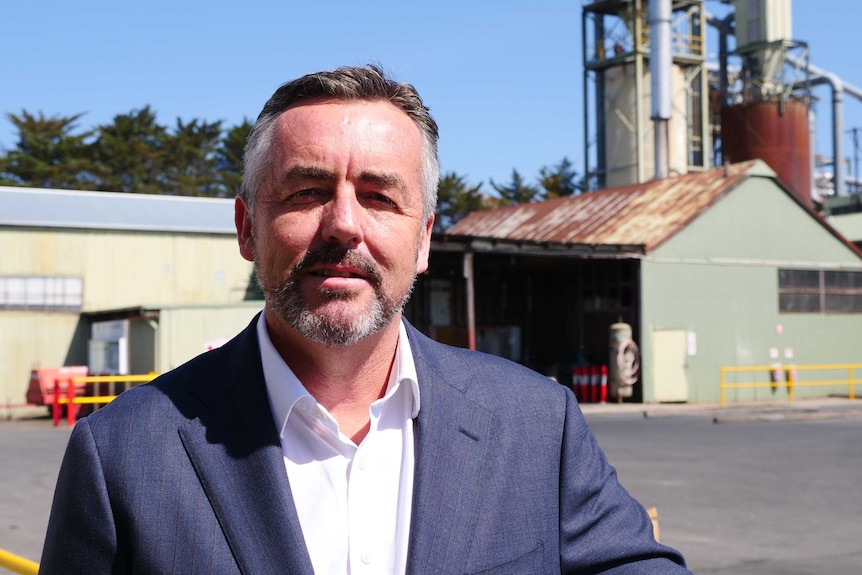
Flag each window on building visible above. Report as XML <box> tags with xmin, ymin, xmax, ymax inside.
<box><xmin>778</xmin><ymin>269</ymin><xmax>862</xmax><ymax>313</ymax></box>
<box><xmin>0</xmin><ymin>276</ymin><xmax>83</xmax><ymax>312</ymax></box>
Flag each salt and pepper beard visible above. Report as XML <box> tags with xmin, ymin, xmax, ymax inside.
<box><xmin>254</xmin><ymin>242</ymin><xmax>417</xmax><ymax>347</ymax></box>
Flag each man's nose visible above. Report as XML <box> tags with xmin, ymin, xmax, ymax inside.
<box><xmin>321</xmin><ymin>191</ymin><xmax>363</xmax><ymax>247</ymax></box>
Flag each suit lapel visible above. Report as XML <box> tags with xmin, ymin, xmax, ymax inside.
<box><xmin>405</xmin><ymin>323</ymin><xmax>493</xmax><ymax>574</ymax></box>
<box><xmin>175</xmin><ymin>318</ymin><xmax>493</xmax><ymax>574</ymax></box>
<box><xmin>179</xmin><ymin>319</ymin><xmax>315</xmax><ymax>575</ymax></box>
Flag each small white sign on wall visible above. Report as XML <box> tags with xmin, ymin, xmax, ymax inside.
<box><xmin>686</xmin><ymin>331</ymin><xmax>697</xmax><ymax>356</ymax></box>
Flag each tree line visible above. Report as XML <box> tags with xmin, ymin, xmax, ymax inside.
<box><xmin>0</xmin><ymin>110</ymin><xmax>585</xmax><ymax>232</ymax></box>
<box><xmin>0</xmin><ymin>109</ymin><xmax>250</xmax><ymax>198</ymax></box>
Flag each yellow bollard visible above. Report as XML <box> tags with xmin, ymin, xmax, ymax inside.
<box><xmin>787</xmin><ymin>368</ymin><xmax>794</xmax><ymax>404</ymax></box>
<box><xmin>0</xmin><ymin>548</ymin><xmax>39</xmax><ymax>575</ymax></box>
<box><xmin>646</xmin><ymin>506</ymin><xmax>660</xmax><ymax>543</ymax></box>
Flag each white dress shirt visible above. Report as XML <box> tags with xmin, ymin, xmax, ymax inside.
<box><xmin>256</xmin><ymin>312</ymin><xmax>420</xmax><ymax>575</ymax></box>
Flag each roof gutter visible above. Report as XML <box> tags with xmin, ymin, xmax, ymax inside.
<box><xmin>434</xmin><ymin>235</ymin><xmax>646</xmax><ymax>259</ymax></box>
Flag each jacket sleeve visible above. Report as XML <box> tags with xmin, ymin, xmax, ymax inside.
<box><xmin>558</xmin><ymin>390</ymin><xmax>692</xmax><ymax>574</ymax></box>
<box><xmin>40</xmin><ymin>418</ymin><xmax>126</xmax><ymax>574</ymax></box>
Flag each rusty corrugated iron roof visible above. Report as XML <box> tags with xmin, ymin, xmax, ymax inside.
<box><xmin>446</xmin><ymin>161</ymin><xmax>759</xmax><ymax>253</ymax></box>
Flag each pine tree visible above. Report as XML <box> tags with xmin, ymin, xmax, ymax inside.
<box><xmin>0</xmin><ymin>111</ymin><xmax>96</xmax><ymax>189</ymax></box>
<box><xmin>435</xmin><ymin>172</ymin><xmax>486</xmax><ymax>232</ymax></box>
<box><xmin>490</xmin><ymin>168</ymin><xmax>540</xmax><ymax>205</ymax></box>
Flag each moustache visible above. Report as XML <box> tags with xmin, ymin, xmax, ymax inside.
<box><xmin>293</xmin><ymin>245</ymin><xmax>382</xmax><ymax>289</ymax></box>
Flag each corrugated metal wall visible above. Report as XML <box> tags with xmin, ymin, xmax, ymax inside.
<box><xmin>0</xmin><ymin>313</ymin><xmax>82</xmax><ymax>408</ymax></box>
<box><xmin>0</xmin><ymin>226</ymin><xmax>255</xmax><ymax>408</ymax></box>
<box><xmin>640</xmin><ymin>175</ymin><xmax>862</xmax><ymax>402</ymax></box>
<box><xmin>155</xmin><ymin>304</ymin><xmax>262</xmax><ymax>373</ymax></box>
<box><xmin>0</xmin><ymin>228</ymin><xmax>254</xmax><ymax>310</ymax></box>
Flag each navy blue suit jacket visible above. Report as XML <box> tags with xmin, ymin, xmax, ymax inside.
<box><xmin>41</xmin><ymin>317</ymin><xmax>690</xmax><ymax>574</ymax></box>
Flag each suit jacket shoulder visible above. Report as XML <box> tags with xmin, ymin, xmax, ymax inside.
<box><xmin>402</xmin><ymin>321</ymin><xmax>691</xmax><ymax>574</ymax></box>
<box><xmin>41</xmin><ymin>315</ymin><xmax>316</xmax><ymax>575</ymax></box>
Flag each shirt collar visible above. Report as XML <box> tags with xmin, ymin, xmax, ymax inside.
<box><xmin>256</xmin><ymin>311</ymin><xmax>421</xmax><ymax>438</ymax></box>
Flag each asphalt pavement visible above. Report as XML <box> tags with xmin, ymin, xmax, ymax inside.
<box><xmin>2</xmin><ymin>398</ymin><xmax>861</xmax><ymax>573</ymax></box>
<box><xmin>0</xmin><ymin>414</ymin><xmax>71</xmax><ymax>565</ymax></box>
<box><xmin>584</xmin><ymin>397</ymin><xmax>862</xmax><ymax>574</ymax></box>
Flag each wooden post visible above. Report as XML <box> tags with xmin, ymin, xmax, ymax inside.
<box><xmin>463</xmin><ymin>251</ymin><xmax>476</xmax><ymax>351</ymax></box>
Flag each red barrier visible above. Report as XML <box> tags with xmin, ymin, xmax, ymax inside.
<box><xmin>52</xmin><ymin>377</ymin><xmax>80</xmax><ymax>428</ymax></box>
<box><xmin>600</xmin><ymin>365</ymin><xmax>608</xmax><ymax>403</ymax></box>
<box><xmin>52</xmin><ymin>379</ymin><xmax>61</xmax><ymax>427</ymax></box>
<box><xmin>571</xmin><ymin>364</ymin><xmax>610</xmax><ymax>404</ymax></box>
<box><xmin>585</xmin><ymin>366</ymin><xmax>592</xmax><ymax>403</ymax></box>
<box><xmin>67</xmin><ymin>382</ymin><xmax>77</xmax><ymax>427</ymax></box>
<box><xmin>579</xmin><ymin>367</ymin><xmax>590</xmax><ymax>402</ymax></box>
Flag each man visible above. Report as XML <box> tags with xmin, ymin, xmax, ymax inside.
<box><xmin>41</xmin><ymin>65</ymin><xmax>690</xmax><ymax>574</ymax></box>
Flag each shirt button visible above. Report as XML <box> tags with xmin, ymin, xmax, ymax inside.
<box><xmin>361</xmin><ymin>552</ymin><xmax>372</xmax><ymax>564</ymax></box>
<box><xmin>357</xmin><ymin>456</ymin><xmax>369</xmax><ymax>470</ymax></box>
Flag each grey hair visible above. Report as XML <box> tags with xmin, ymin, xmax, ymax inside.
<box><xmin>240</xmin><ymin>64</ymin><xmax>439</xmax><ymax>221</ymax></box>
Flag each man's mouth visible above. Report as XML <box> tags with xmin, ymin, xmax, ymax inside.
<box><xmin>291</xmin><ymin>245</ymin><xmax>382</xmax><ymax>290</ymax></box>
<box><xmin>312</xmin><ymin>269</ymin><xmax>365</xmax><ymax>279</ymax></box>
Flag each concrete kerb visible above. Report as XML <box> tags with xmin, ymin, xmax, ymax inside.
<box><xmin>580</xmin><ymin>396</ymin><xmax>862</xmax><ymax>423</ymax></box>
<box><xmin>0</xmin><ymin>406</ymin><xmax>52</xmax><ymax>422</ymax></box>
<box><xmin>6</xmin><ymin>396</ymin><xmax>862</xmax><ymax>424</ymax></box>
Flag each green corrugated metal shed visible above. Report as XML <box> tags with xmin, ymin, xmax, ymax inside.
<box><xmin>448</xmin><ymin>160</ymin><xmax>862</xmax><ymax>403</ymax></box>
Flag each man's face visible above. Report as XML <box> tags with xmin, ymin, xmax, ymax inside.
<box><xmin>236</xmin><ymin>99</ymin><xmax>433</xmax><ymax>346</ymax></box>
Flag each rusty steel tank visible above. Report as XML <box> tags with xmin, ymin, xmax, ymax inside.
<box><xmin>721</xmin><ymin>99</ymin><xmax>812</xmax><ymax>208</ymax></box>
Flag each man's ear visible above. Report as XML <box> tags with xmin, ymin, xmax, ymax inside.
<box><xmin>235</xmin><ymin>197</ymin><xmax>255</xmax><ymax>262</ymax></box>
<box><xmin>415</xmin><ymin>214</ymin><xmax>434</xmax><ymax>275</ymax></box>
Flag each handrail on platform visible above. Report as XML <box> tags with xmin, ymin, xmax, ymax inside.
<box><xmin>53</xmin><ymin>373</ymin><xmax>159</xmax><ymax>427</ymax></box>
<box><xmin>719</xmin><ymin>363</ymin><xmax>862</xmax><ymax>407</ymax></box>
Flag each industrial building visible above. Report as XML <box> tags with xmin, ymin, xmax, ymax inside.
<box><xmin>4</xmin><ymin>168</ymin><xmax>862</xmax><ymax>406</ymax></box>
<box><xmin>3</xmin><ymin>0</ymin><xmax>862</xmax><ymax>407</ymax></box>
<box><xmin>0</xmin><ymin>186</ymin><xmax>260</xmax><ymax>410</ymax></box>
<box><xmin>443</xmin><ymin>160</ymin><xmax>862</xmax><ymax>403</ymax></box>
<box><xmin>434</xmin><ymin>0</ymin><xmax>862</xmax><ymax>402</ymax></box>
<box><xmin>824</xmin><ymin>195</ymin><xmax>862</xmax><ymax>250</ymax></box>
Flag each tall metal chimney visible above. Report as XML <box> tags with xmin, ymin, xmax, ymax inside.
<box><xmin>649</xmin><ymin>0</ymin><xmax>672</xmax><ymax>180</ymax></box>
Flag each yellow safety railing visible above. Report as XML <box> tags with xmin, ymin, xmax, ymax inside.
<box><xmin>0</xmin><ymin>548</ymin><xmax>38</xmax><ymax>575</ymax></box>
<box><xmin>53</xmin><ymin>373</ymin><xmax>159</xmax><ymax>427</ymax></box>
<box><xmin>719</xmin><ymin>363</ymin><xmax>862</xmax><ymax>407</ymax></box>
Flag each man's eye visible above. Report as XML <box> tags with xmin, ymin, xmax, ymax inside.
<box><xmin>364</xmin><ymin>192</ymin><xmax>397</xmax><ymax>208</ymax></box>
<box><xmin>290</xmin><ymin>189</ymin><xmax>326</xmax><ymax>202</ymax></box>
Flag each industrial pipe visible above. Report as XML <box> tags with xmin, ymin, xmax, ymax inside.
<box><xmin>707</xmin><ymin>12</ymin><xmax>734</xmax><ymax>111</ymax></box>
<box><xmin>778</xmin><ymin>56</ymin><xmax>862</xmax><ymax>197</ymax></box>
<box><xmin>801</xmin><ymin>68</ymin><xmax>844</xmax><ymax>196</ymax></box>
<box><xmin>649</xmin><ymin>0</ymin><xmax>672</xmax><ymax>180</ymax></box>
<box><xmin>809</xmin><ymin>109</ymin><xmax>817</xmax><ymax>197</ymax></box>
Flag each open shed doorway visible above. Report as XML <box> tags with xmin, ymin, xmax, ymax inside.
<box><xmin>406</xmin><ymin>246</ymin><xmax>643</xmax><ymax>401</ymax></box>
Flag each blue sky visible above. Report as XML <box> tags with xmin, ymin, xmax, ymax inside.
<box><xmin>3</xmin><ymin>0</ymin><xmax>861</xmax><ymax>191</ymax></box>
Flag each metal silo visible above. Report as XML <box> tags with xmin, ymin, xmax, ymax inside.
<box><xmin>718</xmin><ymin>0</ymin><xmax>812</xmax><ymax>205</ymax></box>
<box><xmin>721</xmin><ymin>99</ymin><xmax>812</xmax><ymax>207</ymax></box>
